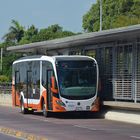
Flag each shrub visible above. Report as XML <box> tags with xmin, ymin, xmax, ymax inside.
<box><xmin>0</xmin><ymin>75</ymin><xmax>9</xmax><ymax>83</ymax></box>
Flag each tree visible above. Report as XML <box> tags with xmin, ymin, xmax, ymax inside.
<box><xmin>3</xmin><ymin>20</ymin><xmax>25</xmax><ymax>43</ymax></box>
<box><xmin>19</xmin><ymin>25</ymin><xmax>38</xmax><ymax>44</ymax></box>
<box><xmin>47</xmin><ymin>24</ymin><xmax>63</xmax><ymax>33</ymax></box>
<box><xmin>0</xmin><ymin>75</ymin><xmax>9</xmax><ymax>83</ymax></box>
<box><xmin>1</xmin><ymin>21</ymin><xmax>76</xmax><ymax>80</ymax></box>
<box><xmin>82</xmin><ymin>0</ymin><xmax>140</xmax><ymax>32</ymax></box>
<box><xmin>21</xmin><ymin>24</ymin><xmax>76</xmax><ymax>43</ymax></box>
<box><xmin>1</xmin><ymin>52</ymin><xmax>22</xmax><ymax>79</ymax></box>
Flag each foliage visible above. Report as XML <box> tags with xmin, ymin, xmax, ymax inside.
<box><xmin>0</xmin><ymin>75</ymin><xmax>9</xmax><ymax>82</ymax></box>
<box><xmin>1</xmin><ymin>53</ymin><xmax>22</xmax><ymax>80</ymax></box>
<box><xmin>82</xmin><ymin>0</ymin><xmax>140</xmax><ymax>32</ymax></box>
<box><xmin>18</xmin><ymin>24</ymin><xmax>75</xmax><ymax>44</ymax></box>
<box><xmin>3</xmin><ymin>20</ymin><xmax>25</xmax><ymax>43</ymax></box>
<box><xmin>0</xmin><ymin>21</ymin><xmax>76</xmax><ymax>81</ymax></box>
<box><xmin>0</xmin><ymin>41</ymin><xmax>15</xmax><ymax>49</ymax></box>
<box><xmin>2</xmin><ymin>21</ymin><xmax>76</xmax><ymax>45</ymax></box>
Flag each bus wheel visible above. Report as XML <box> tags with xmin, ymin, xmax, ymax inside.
<box><xmin>43</xmin><ymin>101</ymin><xmax>49</xmax><ymax>117</ymax></box>
<box><xmin>20</xmin><ymin>99</ymin><xmax>28</xmax><ymax>114</ymax></box>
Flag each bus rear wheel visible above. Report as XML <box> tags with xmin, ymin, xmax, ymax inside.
<box><xmin>43</xmin><ymin>101</ymin><xmax>49</xmax><ymax>117</ymax></box>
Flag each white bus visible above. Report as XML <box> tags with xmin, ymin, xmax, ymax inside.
<box><xmin>12</xmin><ymin>55</ymin><xmax>99</xmax><ymax>117</ymax></box>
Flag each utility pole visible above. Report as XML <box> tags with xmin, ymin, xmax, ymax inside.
<box><xmin>100</xmin><ymin>0</ymin><xmax>102</xmax><ymax>31</ymax></box>
<box><xmin>0</xmin><ymin>48</ymin><xmax>3</xmax><ymax>72</ymax></box>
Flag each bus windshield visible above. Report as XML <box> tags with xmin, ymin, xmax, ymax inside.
<box><xmin>56</xmin><ymin>60</ymin><xmax>97</xmax><ymax>100</ymax></box>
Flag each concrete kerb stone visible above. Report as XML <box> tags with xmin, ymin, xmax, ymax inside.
<box><xmin>0</xmin><ymin>127</ymin><xmax>47</xmax><ymax>140</ymax></box>
<box><xmin>103</xmin><ymin>101</ymin><xmax>140</xmax><ymax>124</ymax></box>
<box><xmin>104</xmin><ymin>110</ymin><xmax>140</xmax><ymax>124</ymax></box>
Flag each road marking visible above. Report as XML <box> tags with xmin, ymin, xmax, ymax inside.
<box><xmin>131</xmin><ymin>136</ymin><xmax>140</xmax><ymax>139</ymax></box>
<box><xmin>74</xmin><ymin>125</ymin><xmax>123</xmax><ymax>132</ymax></box>
<box><xmin>74</xmin><ymin>125</ymin><xmax>97</xmax><ymax>131</ymax></box>
<box><xmin>21</xmin><ymin>115</ymin><xmax>51</xmax><ymax>122</ymax></box>
<box><xmin>0</xmin><ymin>127</ymin><xmax>48</xmax><ymax>140</ymax></box>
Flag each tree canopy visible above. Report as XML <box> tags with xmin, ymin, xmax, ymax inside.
<box><xmin>3</xmin><ymin>20</ymin><xmax>25</xmax><ymax>43</ymax></box>
<box><xmin>2</xmin><ymin>21</ymin><xmax>76</xmax><ymax>45</ymax></box>
<box><xmin>82</xmin><ymin>0</ymin><xmax>140</xmax><ymax>32</ymax></box>
<box><xmin>0</xmin><ymin>20</ymin><xmax>76</xmax><ymax>81</ymax></box>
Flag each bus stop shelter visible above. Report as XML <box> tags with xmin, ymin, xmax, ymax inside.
<box><xmin>7</xmin><ymin>24</ymin><xmax>140</xmax><ymax>103</ymax></box>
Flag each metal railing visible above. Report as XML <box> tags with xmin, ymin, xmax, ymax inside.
<box><xmin>0</xmin><ymin>82</ymin><xmax>12</xmax><ymax>94</ymax></box>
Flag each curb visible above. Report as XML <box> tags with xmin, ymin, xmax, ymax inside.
<box><xmin>104</xmin><ymin>110</ymin><xmax>140</xmax><ymax>124</ymax></box>
<box><xmin>0</xmin><ymin>127</ymin><xmax>47</xmax><ymax>140</ymax></box>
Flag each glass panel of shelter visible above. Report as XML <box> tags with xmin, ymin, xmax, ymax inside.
<box><xmin>114</xmin><ymin>43</ymin><xmax>133</xmax><ymax>100</ymax></box>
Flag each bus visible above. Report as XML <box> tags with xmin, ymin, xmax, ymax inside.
<box><xmin>12</xmin><ymin>55</ymin><xmax>99</xmax><ymax>117</ymax></box>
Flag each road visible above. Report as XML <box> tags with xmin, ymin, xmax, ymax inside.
<box><xmin>0</xmin><ymin>132</ymin><xmax>22</xmax><ymax>140</ymax></box>
<box><xmin>0</xmin><ymin>106</ymin><xmax>140</xmax><ymax>140</ymax></box>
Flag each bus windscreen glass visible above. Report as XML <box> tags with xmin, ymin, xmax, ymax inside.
<box><xmin>56</xmin><ymin>60</ymin><xmax>97</xmax><ymax>100</ymax></box>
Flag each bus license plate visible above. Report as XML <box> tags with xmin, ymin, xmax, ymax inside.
<box><xmin>76</xmin><ymin>107</ymin><xmax>82</xmax><ymax>111</ymax></box>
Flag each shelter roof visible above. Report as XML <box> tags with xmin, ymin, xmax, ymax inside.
<box><xmin>7</xmin><ymin>24</ymin><xmax>140</xmax><ymax>53</ymax></box>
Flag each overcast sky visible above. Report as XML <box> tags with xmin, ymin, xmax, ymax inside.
<box><xmin>0</xmin><ymin>0</ymin><xmax>96</xmax><ymax>41</ymax></box>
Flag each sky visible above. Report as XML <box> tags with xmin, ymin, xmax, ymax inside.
<box><xmin>0</xmin><ymin>0</ymin><xmax>96</xmax><ymax>41</ymax></box>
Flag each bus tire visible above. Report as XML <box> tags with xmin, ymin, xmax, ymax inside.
<box><xmin>43</xmin><ymin>101</ymin><xmax>49</xmax><ymax>117</ymax></box>
<box><xmin>20</xmin><ymin>99</ymin><xmax>28</xmax><ymax>114</ymax></box>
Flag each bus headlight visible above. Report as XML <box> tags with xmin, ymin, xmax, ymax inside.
<box><xmin>56</xmin><ymin>100</ymin><xmax>66</xmax><ymax>107</ymax></box>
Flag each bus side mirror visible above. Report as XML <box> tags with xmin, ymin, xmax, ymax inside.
<box><xmin>51</xmin><ymin>76</ymin><xmax>58</xmax><ymax>94</ymax></box>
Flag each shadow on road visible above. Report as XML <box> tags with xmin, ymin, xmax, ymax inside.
<box><xmin>32</xmin><ymin>110</ymin><xmax>107</xmax><ymax>119</ymax></box>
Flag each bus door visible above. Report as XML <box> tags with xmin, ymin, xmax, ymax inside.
<box><xmin>15</xmin><ymin>71</ymin><xmax>20</xmax><ymax>106</ymax></box>
<box><xmin>27</xmin><ymin>70</ymin><xmax>32</xmax><ymax>107</ymax></box>
<box><xmin>47</xmin><ymin>70</ymin><xmax>53</xmax><ymax>110</ymax></box>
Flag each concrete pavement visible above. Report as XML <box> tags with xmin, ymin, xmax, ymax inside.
<box><xmin>103</xmin><ymin>101</ymin><xmax>140</xmax><ymax>124</ymax></box>
<box><xmin>104</xmin><ymin>109</ymin><xmax>140</xmax><ymax>124</ymax></box>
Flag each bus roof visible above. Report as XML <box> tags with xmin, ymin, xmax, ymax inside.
<box><xmin>53</xmin><ymin>55</ymin><xmax>95</xmax><ymax>61</ymax></box>
<box><xmin>13</xmin><ymin>55</ymin><xmax>96</xmax><ymax>64</ymax></box>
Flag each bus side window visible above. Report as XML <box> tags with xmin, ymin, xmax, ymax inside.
<box><xmin>29</xmin><ymin>61</ymin><xmax>40</xmax><ymax>99</ymax></box>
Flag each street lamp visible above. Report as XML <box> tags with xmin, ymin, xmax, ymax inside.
<box><xmin>100</xmin><ymin>0</ymin><xmax>102</xmax><ymax>31</ymax></box>
<box><xmin>0</xmin><ymin>48</ymin><xmax>3</xmax><ymax>72</ymax></box>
